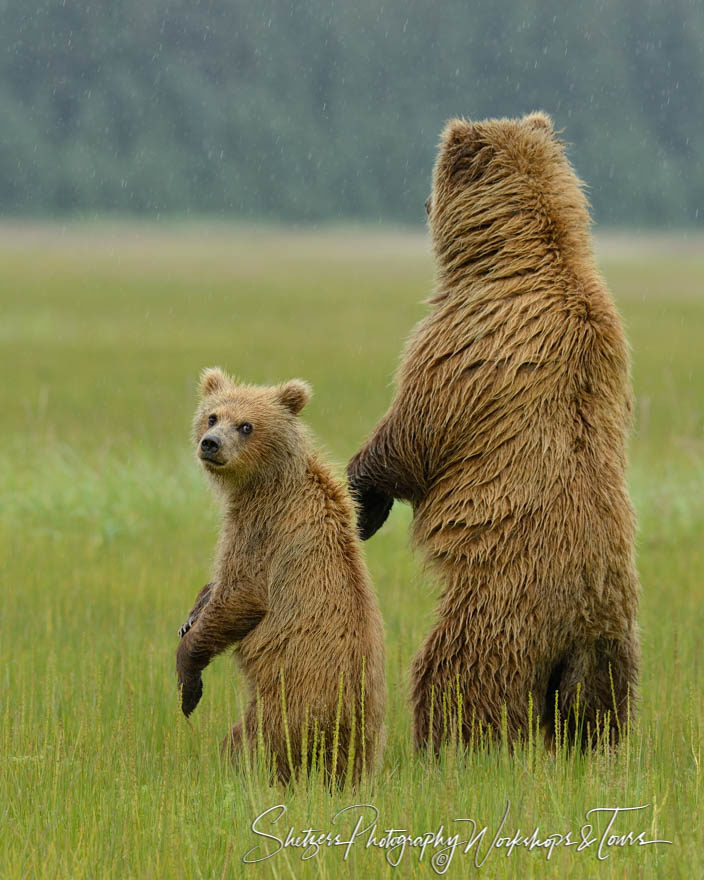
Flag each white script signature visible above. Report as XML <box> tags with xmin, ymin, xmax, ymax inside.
<box><xmin>242</xmin><ymin>801</ymin><xmax>672</xmax><ymax>872</ymax></box>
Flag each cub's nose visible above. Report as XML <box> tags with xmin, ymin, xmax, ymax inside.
<box><xmin>200</xmin><ymin>434</ymin><xmax>221</xmax><ymax>455</ymax></box>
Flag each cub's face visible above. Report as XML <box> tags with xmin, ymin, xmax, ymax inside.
<box><xmin>193</xmin><ymin>368</ymin><xmax>311</xmax><ymax>480</ymax></box>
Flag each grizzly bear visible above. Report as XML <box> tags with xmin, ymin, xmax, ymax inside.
<box><xmin>348</xmin><ymin>112</ymin><xmax>640</xmax><ymax>751</ymax></box>
<box><xmin>177</xmin><ymin>369</ymin><xmax>386</xmax><ymax>784</ymax></box>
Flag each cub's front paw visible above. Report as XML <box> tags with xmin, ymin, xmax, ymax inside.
<box><xmin>180</xmin><ymin>674</ymin><xmax>203</xmax><ymax>717</ymax></box>
<box><xmin>176</xmin><ymin>638</ymin><xmax>204</xmax><ymax>717</ymax></box>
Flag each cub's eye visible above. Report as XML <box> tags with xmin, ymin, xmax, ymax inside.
<box><xmin>239</xmin><ymin>422</ymin><xmax>253</xmax><ymax>435</ymax></box>
<box><xmin>207</xmin><ymin>414</ymin><xmax>217</xmax><ymax>427</ymax></box>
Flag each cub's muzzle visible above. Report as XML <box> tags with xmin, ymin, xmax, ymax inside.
<box><xmin>199</xmin><ymin>434</ymin><xmax>224</xmax><ymax>464</ymax></box>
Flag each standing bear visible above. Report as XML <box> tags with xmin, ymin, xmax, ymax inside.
<box><xmin>177</xmin><ymin>369</ymin><xmax>386</xmax><ymax>784</ymax></box>
<box><xmin>348</xmin><ymin>112</ymin><xmax>640</xmax><ymax>751</ymax></box>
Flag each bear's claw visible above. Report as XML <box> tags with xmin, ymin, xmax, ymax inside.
<box><xmin>178</xmin><ymin>616</ymin><xmax>194</xmax><ymax>639</ymax></box>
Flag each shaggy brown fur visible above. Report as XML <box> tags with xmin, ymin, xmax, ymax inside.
<box><xmin>348</xmin><ymin>112</ymin><xmax>640</xmax><ymax>752</ymax></box>
<box><xmin>177</xmin><ymin>369</ymin><xmax>386</xmax><ymax>784</ymax></box>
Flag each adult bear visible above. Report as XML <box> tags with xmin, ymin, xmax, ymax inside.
<box><xmin>348</xmin><ymin>112</ymin><xmax>640</xmax><ymax>752</ymax></box>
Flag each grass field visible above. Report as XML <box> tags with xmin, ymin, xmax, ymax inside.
<box><xmin>1</xmin><ymin>224</ymin><xmax>702</xmax><ymax>878</ymax></box>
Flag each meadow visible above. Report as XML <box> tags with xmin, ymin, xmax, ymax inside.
<box><xmin>1</xmin><ymin>224</ymin><xmax>702</xmax><ymax>878</ymax></box>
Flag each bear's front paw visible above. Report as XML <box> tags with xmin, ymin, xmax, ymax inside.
<box><xmin>348</xmin><ymin>479</ymin><xmax>394</xmax><ymax>540</ymax></box>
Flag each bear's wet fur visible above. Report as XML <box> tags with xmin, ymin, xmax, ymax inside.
<box><xmin>178</xmin><ymin>369</ymin><xmax>386</xmax><ymax>783</ymax></box>
<box><xmin>348</xmin><ymin>113</ymin><xmax>640</xmax><ymax>751</ymax></box>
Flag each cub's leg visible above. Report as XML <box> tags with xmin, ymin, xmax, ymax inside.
<box><xmin>176</xmin><ymin>578</ymin><xmax>267</xmax><ymax>717</ymax></box>
<box><xmin>221</xmin><ymin>721</ymin><xmax>248</xmax><ymax>758</ymax></box>
<box><xmin>178</xmin><ymin>582</ymin><xmax>214</xmax><ymax>638</ymax></box>
<box><xmin>222</xmin><ymin>708</ymin><xmax>273</xmax><ymax>777</ymax></box>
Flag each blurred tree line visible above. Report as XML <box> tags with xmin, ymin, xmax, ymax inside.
<box><xmin>1</xmin><ymin>0</ymin><xmax>702</xmax><ymax>226</ymax></box>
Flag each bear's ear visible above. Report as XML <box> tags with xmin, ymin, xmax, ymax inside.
<box><xmin>439</xmin><ymin>118</ymin><xmax>493</xmax><ymax>182</ymax></box>
<box><xmin>199</xmin><ymin>367</ymin><xmax>229</xmax><ymax>397</ymax></box>
<box><xmin>524</xmin><ymin>111</ymin><xmax>554</xmax><ymax>134</ymax></box>
<box><xmin>277</xmin><ymin>379</ymin><xmax>312</xmax><ymax>415</ymax></box>
<box><xmin>442</xmin><ymin>118</ymin><xmax>479</xmax><ymax>153</ymax></box>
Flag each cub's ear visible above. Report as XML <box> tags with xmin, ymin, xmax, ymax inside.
<box><xmin>199</xmin><ymin>367</ymin><xmax>229</xmax><ymax>396</ymax></box>
<box><xmin>277</xmin><ymin>379</ymin><xmax>312</xmax><ymax>415</ymax></box>
<box><xmin>524</xmin><ymin>111</ymin><xmax>554</xmax><ymax>133</ymax></box>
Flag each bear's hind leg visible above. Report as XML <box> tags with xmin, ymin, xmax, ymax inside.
<box><xmin>548</xmin><ymin>632</ymin><xmax>639</xmax><ymax>750</ymax></box>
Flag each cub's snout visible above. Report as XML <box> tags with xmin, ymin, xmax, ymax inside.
<box><xmin>199</xmin><ymin>433</ymin><xmax>224</xmax><ymax>464</ymax></box>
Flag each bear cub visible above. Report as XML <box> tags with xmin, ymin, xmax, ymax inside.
<box><xmin>177</xmin><ymin>368</ymin><xmax>385</xmax><ymax>784</ymax></box>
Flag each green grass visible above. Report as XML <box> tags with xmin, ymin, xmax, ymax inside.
<box><xmin>1</xmin><ymin>224</ymin><xmax>702</xmax><ymax>878</ymax></box>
